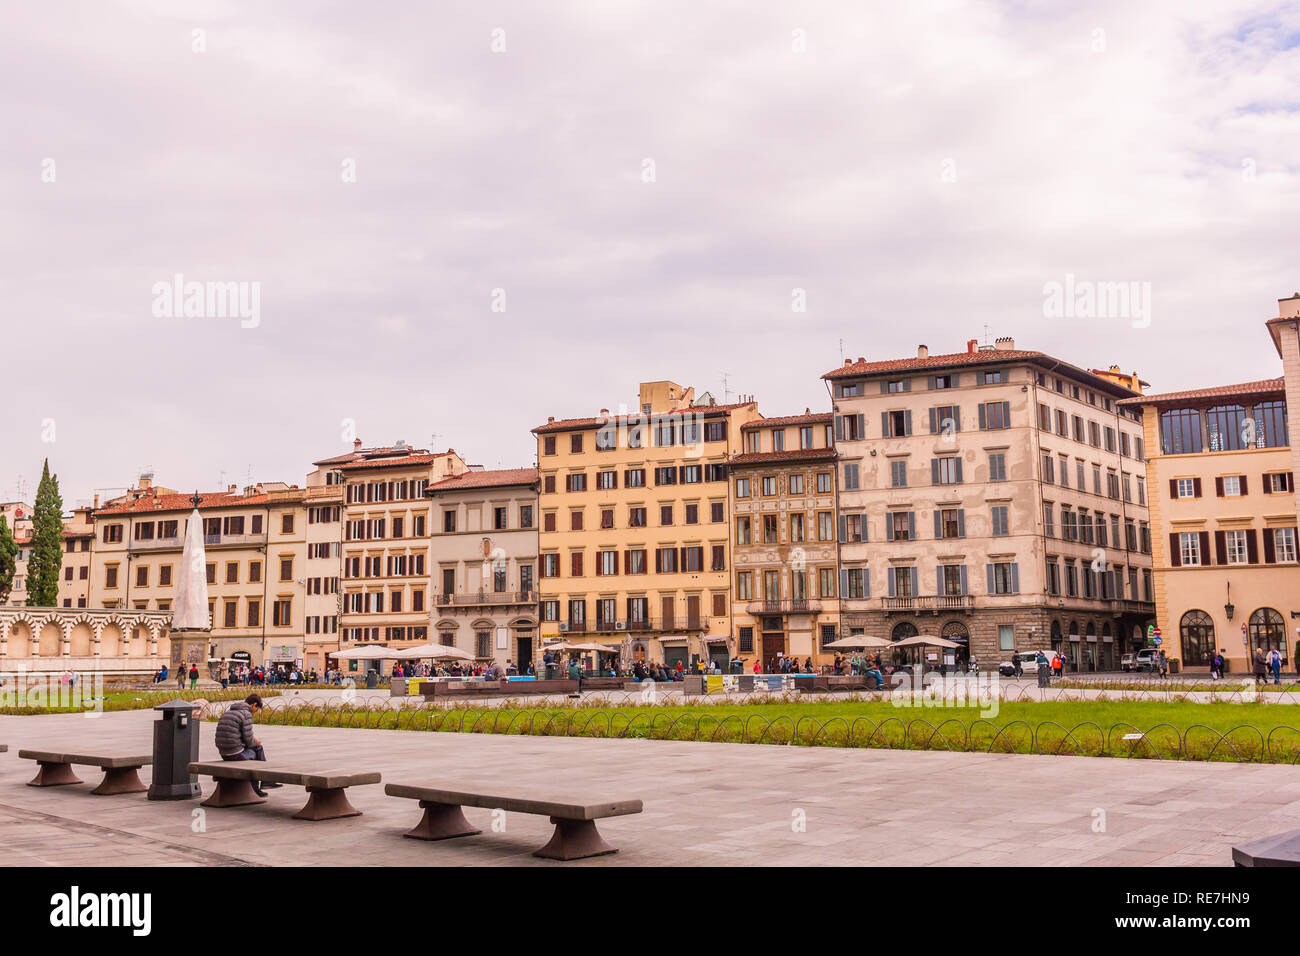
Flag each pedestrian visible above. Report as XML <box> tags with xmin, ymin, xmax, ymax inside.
<box><xmin>1013</xmin><ymin>654</ymin><xmax>1023</xmax><ymax>678</ymax></box>
<box><xmin>189</xmin><ymin>662</ymin><xmax>199</xmax><ymax>690</ymax></box>
<box><xmin>213</xmin><ymin>694</ymin><xmax>282</xmax><ymax>798</ymax></box>
<box><xmin>218</xmin><ymin>658</ymin><xmax>229</xmax><ymax>690</ymax></box>
<box><xmin>177</xmin><ymin>664</ymin><xmax>187</xmax><ymax>691</ymax></box>
<box><xmin>1269</xmin><ymin>648</ymin><xmax>1282</xmax><ymax>685</ymax></box>
<box><xmin>1253</xmin><ymin>647</ymin><xmax>1267</xmax><ymax>687</ymax></box>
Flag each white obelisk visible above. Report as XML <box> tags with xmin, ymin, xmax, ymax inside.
<box><xmin>168</xmin><ymin>495</ymin><xmax>212</xmax><ymax>679</ymax></box>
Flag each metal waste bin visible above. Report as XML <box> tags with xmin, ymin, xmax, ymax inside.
<box><xmin>148</xmin><ymin>699</ymin><xmax>201</xmax><ymax>800</ymax></box>
<box><xmin>1037</xmin><ymin>667</ymin><xmax>1050</xmax><ymax>688</ymax></box>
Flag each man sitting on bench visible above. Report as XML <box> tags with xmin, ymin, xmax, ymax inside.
<box><xmin>214</xmin><ymin>694</ymin><xmax>281</xmax><ymax>798</ymax></box>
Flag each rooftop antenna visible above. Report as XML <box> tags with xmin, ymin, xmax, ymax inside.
<box><xmin>983</xmin><ymin>324</ymin><xmax>992</xmax><ymax>346</ymax></box>
<box><xmin>429</xmin><ymin>432</ymin><xmax>442</xmax><ymax>450</ymax></box>
<box><xmin>721</xmin><ymin>372</ymin><xmax>731</xmax><ymax>404</ymax></box>
<box><xmin>839</xmin><ymin>338</ymin><xmax>844</xmax><ymax>364</ymax></box>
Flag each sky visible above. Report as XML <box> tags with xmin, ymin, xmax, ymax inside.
<box><xmin>2</xmin><ymin>0</ymin><xmax>1299</xmax><ymax>510</ymax></box>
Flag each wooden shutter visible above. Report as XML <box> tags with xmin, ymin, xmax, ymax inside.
<box><xmin>1198</xmin><ymin>531</ymin><xmax>1211</xmax><ymax>563</ymax></box>
<box><xmin>838</xmin><ymin>515</ymin><xmax>847</xmax><ymax>543</ymax></box>
<box><xmin>1169</xmin><ymin>533</ymin><xmax>1181</xmax><ymax>567</ymax></box>
<box><xmin>855</xmin><ymin>414</ymin><xmax>865</xmax><ymax>438</ymax></box>
<box><xmin>904</xmin><ymin>410</ymin><xmax>912</xmax><ymax>436</ymax></box>
<box><xmin>1169</xmin><ymin>478</ymin><xmax>1178</xmax><ymax>499</ymax></box>
<box><xmin>881</xmin><ymin>412</ymin><xmax>890</xmax><ymax>438</ymax></box>
<box><xmin>954</xmin><ymin>459</ymin><xmax>963</xmax><ymax>483</ymax></box>
<box><xmin>957</xmin><ymin>510</ymin><xmax>967</xmax><ymax>537</ymax></box>
<box><xmin>1240</xmin><ymin>475</ymin><xmax>1248</xmax><ymax>495</ymax></box>
<box><xmin>986</xmin><ymin>564</ymin><xmax>995</xmax><ymax>594</ymax></box>
<box><xmin>886</xmin><ymin>517</ymin><xmax>894</xmax><ymax>541</ymax></box>
<box><xmin>840</xmin><ymin>569</ymin><xmax>849</xmax><ymax>598</ymax></box>
<box><xmin>930</xmin><ymin>459</ymin><xmax>940</xmax><ymax>484</ymax></box>
<box><xmin>1192</xmin><ymin>478</ymin><xmax>1202</xmax><ymax>498</ymax></box>
<box><xmin>1214</xmin><ymin>531</ymin><xmax>1226</xmax><ymax>565</ymax></box>
<box><xmin>933</xmin><ymin>511</ymin><xmax>943</xmax><ymax>539</ymax></box>
<box><xmin>1246</xmin><ymin>529</ymin><xmax>1259</xmax><ymax>564</ymax></box>
<box><xmin>978</xmin><ymin>404</ymin><xmax>987</xmax><ymax>429</ymax></box>
<box><xmin>907</xmin><ymin>512</ymin><xmax>916</xmax><ymax>539</ymax></box>
<box><xmin>887</xmin><ymin>568</ymin><xmax>895</xmax><ymax>597</ymax></box>
<box><xmin>959</xmin><ymin>566</ymin><xmax>968</xmax><ymax>595</ymax></box>
<box><xmin>1215</xmin><ymin>477</ymin><xmax>1224</xmax><ymax>497</ymax></box>
<box><xmin>1263</xmin><ymin>529</ymin><xmax>1276</xmax><ymax>563</ymax></box>
<box><xmin>936</xmin><ymin>568</ymin><xmax>946</xmax><ymax>596</ymax></box>
<box><xmin>834</xmin><ymin>416</ymin><xmax>843</xmax><ymax>441</ymax></box>
<box><xmin>1010</xmin><ymin>563</ymin><xmax>1020</xmax><ymax>594</ymax></box>
<box><xmin>928</xmin><ymin>408</ymin><xmax>937</xmax><ymax>434</ymax></box>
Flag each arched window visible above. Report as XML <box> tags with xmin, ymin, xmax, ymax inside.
<box><xmin>891</xmin><ymin>621</ymin><xmax>917</xmax><ymax>641</ymax></box>
<box><xmin>1180</xmin><ymin>610</ymin><xmax>1214</xmax><ymax>666</ymax></box>
<box><xmin>1050</xmin><ymin>619</ymin><xmax>1062</xmax><ymax>649</ymax></box>
<box><xmin>1248</xmin><ymin>608</ymin><xmax>1287</xmax><ymax>662</ymax></box>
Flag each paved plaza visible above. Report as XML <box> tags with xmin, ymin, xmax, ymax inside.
<box><xmin>0</xmin><ymin>707</ymin><xmax>1295</xmax><ymax>866</ymax></box>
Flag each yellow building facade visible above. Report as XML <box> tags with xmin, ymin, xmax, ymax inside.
<box><xmin>533</xmin><ymin>381</ymin><xmax>761</xmax><ymax>669</ymax></box>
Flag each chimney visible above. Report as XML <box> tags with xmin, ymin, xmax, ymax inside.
<box><xmin>228</xmin><ymin>484</ymin><xmax>237</xmax><ymax>493</ymax></box>
<box><xmin>1279</xmin><ymin>293</ymin><xmax>1300</xmax><ymax>319</ymax></box>
<box><xmin>995</xmin><ymin>336</ymin><xmax>1015</xmax><ymax>351</ymax></box>
<box><xmin>917</xmin><ymin>344</ymin><xmax>929</xmax><ymax>359</ymax></box>
<box><xmin>843</xmin><ymin>359</ymin><xmax>851</xmax><ymax>367</ymax></box>
<box><xmin>967</xmin><ymin>339</ymin><xmax>978</xmax><ymax>354</ymax></box>
<box><xmin>599</xmin><ymin>408</ymin><xmax>609</xmax><ymax>415</ymax></box>
<box><xmin>138</xmin><ymin>475</ymin><xmax>152</xmax><ymax>491</ymax></box>
<box><xmin>93</xmin><ymin>494</ymin><xmax>100</xmax><ymax>509</ymax></box>
<box><xmin>353</xmin><ymin>438</ymin><xmax>362</xmax><ymax>451</ymax></box>
<box><xmin>548</xmin><ymin>416</ymin><xmax>555</xmax><ymax>423</ymax></box>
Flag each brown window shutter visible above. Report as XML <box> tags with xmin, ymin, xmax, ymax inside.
<box><xmin>1263</xmin><ymin>529</ymin><xmax>1276</xmax><ymax>563</ymax></box>
<box><xmin>623</xmin><ymin>550</ymin><xmax>630</xmax><ymax>573</ymax></box>
<box><xmin>1169</xmin><ymin>534</ymin><xmax>1181</xmax><ymax>567</ymax></box>
<box><xmin>1246</xmin><ymin>529</ymin><xmax>1259</xmax><ymax>564</ymax></box>
<box><xmin>1169</xmin><ymin>478</ymin><xmax>1178</xmax><ymax>499</ymax></box>
<box><xmin>1214</xmin><ymin>531</ymin><xmax>1226</xmax><ymax>565</ymax></box>
<box><xmin>1192</xmin><ymin>477</ymin><xmax>1202</xmax><ymax>498</ymax></box>
<box><xmin>1240</xmin><ymin>475</ymin><xmax>1248</xmax><ymax>495</ymax></box>
<box><xmin>1198</xmin><ymin>531</ymin><xmax>1211</xmax><ymax>562</ymax></box>
<box><xmin>614</xmin><ymin>551</ymin><xmax>620</xmax><ymax>575</ymax></box>
<box><xmin>655</xmin><ymin>549</ymin><xmax>662</xmax><ymax>573</ymax></box>
<box><xmin>1215</xmin><ymin>477</ymin><xmax>1224</xmax><ymax>497</ymax></box>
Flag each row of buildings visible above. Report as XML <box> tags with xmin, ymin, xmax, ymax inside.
<box><xmin>4</xmin><ymin>294</ymin><xmax>1299</xmax><ymax>676</ymax></box>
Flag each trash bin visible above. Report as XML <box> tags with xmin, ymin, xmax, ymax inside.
<box><xmin>148</xmin><ymin>699</ymin><xmax>201</xmax><ymax>800</ymax></box>
<box><xmin>1037</xmin><ymin>667</ymin><xmax>1050</xmax><ymax>688</ymax></box>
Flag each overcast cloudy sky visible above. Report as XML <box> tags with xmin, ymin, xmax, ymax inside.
<box><xmin>3</xmin><ymin>0</ymin><xmax>1298</xmax><ymax>509</ymax></box>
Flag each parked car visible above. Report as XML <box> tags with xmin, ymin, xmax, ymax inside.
<box><xmin>1121</xmin><ymin>648</ymin><xmax>1159</xmax><ymax>672</ymax></box>
<box><xmin>998</xmin><ymin>650</ymin><xmax>1052</xmax><ymax>676</ymax></box>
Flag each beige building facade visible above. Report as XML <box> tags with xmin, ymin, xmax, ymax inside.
<box><xmin>534</xmin><ymin>381</ymin><xmax>761</xmax><ymax>670</ymax></box>
<box><xmin>91</xmin><ymin>476</ymin><xmax>309</xmax><ymax>669</ymax></box>
<box><xmin>730</xmin><ymin>411</ymin><xmax>840</xmax><ymax>668</ymax></box>
<box><xmin>335</xmin><ymin>442</ymin><xmax>470</xmax><ymax>673</ymax></box>
<box><xmin>427</xmin><ymin>467</ymin><xmax>539</xmax><ymax>668</ymax></box>
<box><xmin>826</xmin><ymin>339</ymin><xmax>1155</xmax><ymax>670</ymax></box>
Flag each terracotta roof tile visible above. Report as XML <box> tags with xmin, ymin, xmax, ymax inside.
<box><xmin>426</xmin><ymin>467</ymin><xmax>539</xmax><ymax>492</ymax></box>
<box><xmin>337</xmin><ymin>452</ymin><xmax>449</xmax><ymax>472</ymax></box>
<box><xmin>731</xmin><ymin>448</ymin><xmax>838</xmax><ymax>465</ymax></box>
<box><xmin>533</xmin><ymin>402</ymin><xmax>757</xmax><ymax>434</ymax></box>
<box><xmin>313</xmin><ymin>445</ymin><xmax>417</xmax><ymax>466</ymax></box>
<box><xmin>823</xmin><ymin>349</ymin><xmax>1045</xmax><ymax>379</ymax></box>
<box><xmin>741</xmin><ymin>411</ymin><xmax>832</xmax><ymax>430</ymax></box>
<box><xmin>1120</xmin><ymin>377</ymin><xmax>1286</xmax><ymax>406</ymax></box>
<box><xmin>94</xmin><ymin>490</ymin><xmax>270</xmax><ymax>517</ymax></box>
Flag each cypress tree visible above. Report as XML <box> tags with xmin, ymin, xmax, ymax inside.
<box><xmin>0</xmin><ymin>515</ymin><xmax>16</xmax><ymax>604</ymax></box>
<box><xmin>25</xmin><ymin>459</ymin><xmax>64</xmax><ymax>607</ymax></box>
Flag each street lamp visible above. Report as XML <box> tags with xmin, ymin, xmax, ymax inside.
<box><xmin>1225</xmin><ymin>583</ymin><xmax>1234</xmax><ymax>621</ymax></box>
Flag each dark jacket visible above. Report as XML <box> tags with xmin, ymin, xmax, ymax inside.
<box><xmin>215</xmin><ymin>701</ymin><xmax>257</xmax><ymax>756</ymax></box>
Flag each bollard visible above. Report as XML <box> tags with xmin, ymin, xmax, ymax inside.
<box><xmin>148</xmin><ymin>699</ymin><xmax>201</xmax><ymax>800</ymax></box>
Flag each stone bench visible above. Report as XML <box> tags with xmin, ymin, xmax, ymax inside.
<box><xmin>1233</xmin><ymin>829</ymin><xmax>1300</xmax><ymax>866</ymax></box>
<box><xmin>385</xmin><ymin>782</ymin><xmax>643</xmax><ymax>860</ymax></box>
<box><xmin>18</xmin><ymin>749</ymin><xmax>151</xmax><ymax>795</ymax></box>
<box><xmin>189</xmin><ymin>761</ymin><xmax>381</xmax><ymax>821</ymax></box>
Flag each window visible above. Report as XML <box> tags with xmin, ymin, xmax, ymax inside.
<box><xmin>247</xmin><ymin>599</ymin><xmax>260</xmax><ymax>627</ymax></box>
<box><xmin>1220</xmin><ymin>475</ymin><xmax>1242</xmax><ymax>497</ymax></box>
<box><xmin>660</xmin><ymin>505</ymin><xmax>673</xmax><ymax>526</ymax></box>
<box><xmin>520</xmin><ymin>505</ymin><xmax>533</xmax><ymax>528</ymax></box>
<box><xmin>135</xmin><ymin>565</ymin><xmax>149</xmax><ymax>587</ymax></box>
<box><xmin>685</xmin><ymin>503</ymin><xmax>699</xmax><ymax>525</ymax></box>
<box><xmin>843</xmin><ymin>464</ymin><xmax>860</xmax><ymax>490</ymax></box>
<box><xmin>887</xmin><ymin>511</ymin><xmax>914</xmax><ymax>541</ymax></box>
<box><xmin>1179</xmin><ymin>532</ymin><xmax>1202</xmax><ymax>566</ymax></box>
<box><xmin>281</xmin><ymin>513</ymin><xmax>294</xmax><ymax>534</ymax></box>
<box><xmin>761</xmin><ymin>476</ymin><xmax>778</xmax><ymax>496</ymax></box>
<box><xmin>890</xmin><ymin>459</ymin><xmax>907</xmax><ymax>488</ymax></box>
<box><xmin>570</xmin><ymin>434</ymin><xmax>584</xmax><ymax>454</ymax></box>
<box><xmin>625</xmin><ymin>550</ymin><xmax>647</xmax><ymax>574</ymax></box>
<box><xmin>1224</xmin><ymin>529</ymin><xmax>1248</xmax><ymax>565</ymax></box>
<box><xmin>799</xmin><ymin>426</ymin><xmax>814</xmax><ymax>449</ymax></box>
<box><xmin>1272</xmin><ymin>527</ymin><xmax>1297</xmax><ymax>563</ymax></box>
<box><xmin>817</xmin><ymin>472</ymin><xmax>832</xmax><ymax>494</ymax></box>
<box><xmin>842</xmin><ymin>514</ymin><xmax>865</xmax><ymax>543</ymax></box>
<box><xmin>789</xmin><ymin>513</ymin><xmax>805</xmax><ymax>542</ymax></box>
<box><xmin>763</xmin><ymin>514</ymin><xmax>779</xmax><ymax>543</ymax></box>
<box><xmin>1043</xmin><ymin>502</ymin><xmax>1054</xmax><ymax>537</ymax></box>
<box><xmin>938</xmin><ymin>564</ymin><xmax>966</xmax><ymax>595</ymax></box>
<box><xmin>772</xmin><ymin>429</ymin><xmax>785</xmax><ymax>451</ymax></box>
<box><xmin>1175</xmin><ymin>478</ymin><xmax>1198</xmax><ymax>499</ymax></box>
<box><xmin>625</xmin><ymin>468</ymin><xmax>646</xmax><ymax>488</ymax></box>
<box><xmin>884</xmin><ymin>409</ymin><xmax>912</xmax><ymax>437</ymax></box>
<box><xmin>566</xmin><ymin>472</ymin><xmax>588</xmax><ymax>492</ymax></box>
<box><xmin>990</xmin><ymin>505</ymin><xmax>1009</xmax><ymax>537</ymax></box>
<box><xmin>735</xmin><ymin>477</ymin><xmax>751</xmax><ymax>498</ymax></box>
<box><xmin>789</xmin><ymin>474</ymin><xmax>804</xmax><ymax>495</ymax></box>
<box><xmin>931</xmin><ymin>405</ymin><xmax>959</xmax><ymax>435</ymax></box>
<box><xmin>978</xmin><ymin>369</ymin><xmax>1006</xmax><ymax>385</ymax></box>
<box><xmin>629</xmin><ymin>507</ymin><xmax>647</xmax><ymax>528</ymax></box>
<box><xmin>710</xmin><ymin>502</ymin><xmax>724</xmax><ymax>522</ymax></box>
<box><xmin>159</xmin><ymin>565</ymin><xmax>172</xmax><ymax>587</ymax></box>
<box><xmin>931</xmin><ymin>457</ymin><xmax>962</xmax><ymax>484</ymax></box>
<box><xmin>845</xmin><ymin>568</ymin><xmax>868</xmax><ymax>598</ymax></box>
<box><xmin>1041</xmin><ymin>454</ymin><xmax>1055</xmax><ymax>483</ymax></box>
<box><xmin>736</xmin><ymin>516</ymin><xmax>751</xmax><ymax>544</ymax></box>
<box><xmin>987</xmin><ymin>562</ymin><xmax>1019</xmax><ymax>594</ymax></box>
<box><xmin>272</xmin><ymin>598</ymin><xmax>292</xmax><ymax>627</ymax></box>
<box><xmin>571</xmin><ymin>510</ymin><xmax>584</xmax><ymax>531</ymax></box>
<box><xmin>988</xmin><ymin>453</ymin><xmax>1006</xmax><ymax>482</ymax></box>
<box><xmin>543</xmin><ymin>436</ymin><xmax>557</xmax><ymax>455</ymax></box>
<box><xmin>1264</xmin><ymin>472</ymin><xmax>1295</xmax><ymax>494</ymax></box>
<box><xmin>979</xmin><ymin>402</ymin><xmax>1011</xmax><ymax>430</ymax></box>
<box><xmin>596</xmin><ymin>470</ymin><xmax>617</xmax><ymax>491</ymax></box>
<box><xmin>1160</xmin><ymin>408</ymin><xmax>1203</xmax><ymax>454</ymax></box>
<box><xmin>736</xmin><ymin>571</ymin><xmax>753</xmax><ymax>601</ymax></box>
<box><xmin>543</xmin><ymin>512</ymin><xmax>557</xmax><ymax>532</ymax></box>
<box><xmin>937</xmin><ymin>508</ymin><xmax>963</xmax><ymax>539</ymax></box>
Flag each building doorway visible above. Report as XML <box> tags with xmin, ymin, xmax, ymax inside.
<box><xmin>516</xmin><ymin>635</ymin><xmax>532</xmax><ymax>672</ymax></box>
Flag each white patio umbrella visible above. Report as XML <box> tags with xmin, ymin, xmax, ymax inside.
<box><xmin>396</xmin><ymin>642</ymin><xmax>477</xmax><ymax>661</ymax></box>
<box><xmin>823</xmin><ymin>636</ymin><xmax>892</xmax><ymax>649</ymax></box>
<box><xmin>892</xmin><ymin>635</ymin><xmax>963</xmax><ymax>649</ymax></box>
<box><xmin>329</xmin><ymin>646</ymin><xmax>404</xmax><ymax>660</ymax></box>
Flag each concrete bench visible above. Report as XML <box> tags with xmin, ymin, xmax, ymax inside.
<box><xmin>1233</xmin><ymin>829</ymin><xmax>1300</xmax><ymax>866</ymax></box>
<box><xmin>385</xmin><ymin>782</ymin><xmax>643</xmax><ymax>860</ymax></box>
<box><xmin>18</xmin><ymin>750</ymin><xmax>151</xmax><ymax>795</ymax></box>
<box><xmin>189</xmin><ymin>761</ymin><xmax>381</xmax><ymax>821</ymax></box>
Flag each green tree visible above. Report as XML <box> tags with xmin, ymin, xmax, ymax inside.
<box><xmin>25</xmin><ymin>459</ymin><xmax>64</xmax><ymax>607</ymax></box>
<box><xmin>0</xmin><ymin>514</ymin><xmax>16</xmax><ymax>603</ymax></box>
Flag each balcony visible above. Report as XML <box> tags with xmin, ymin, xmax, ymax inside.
<box><xmin>128</xmin><ymin>536</ymin><xmax>184</xmax><ymax>552</ymax></box>
<box><xmin>1110</xmin><ymin>598</ymin><xmax>1155</xmax><ymax>616</ymax></box>
<box><xmin>882</xmin><ymin>595</ymin><xmax>975</xmax><ymax>614</ymax></box>
<box><xmin>203</xmin><ymin>533</ymin><xmax>268</xmax><ymax>550</ymax></box>
<box><xmin>746</xmin><ymin>599</ymin><xmax>822</xmax><ymax>615</ymax></box>
<box><xmin>436</xmin><ymin>590</ymin><xmax>537</xmax><ymax>608</ymax></box>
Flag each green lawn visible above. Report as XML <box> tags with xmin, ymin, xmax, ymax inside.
<box><xmin>255</xmin><ymin>697</ymin><xmax>1300</xmax><ymax>763</ymax></box>
<box><xmin>0</xmin><ymin>688</ymin><xmax>278</xmax><ymax>716</ymax></box>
